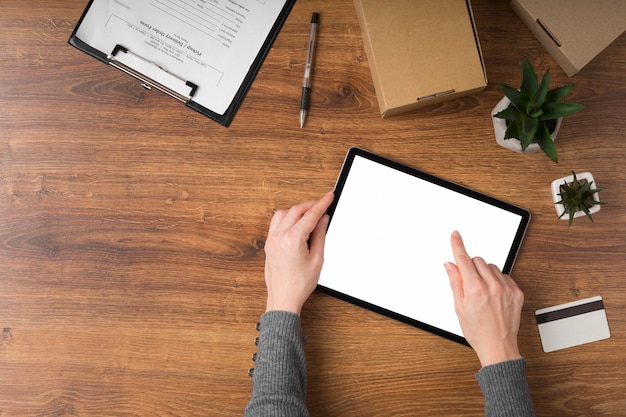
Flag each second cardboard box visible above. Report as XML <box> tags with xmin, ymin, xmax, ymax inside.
<box><xmin>354</xmin><ymin>0</ymin><xmax>487</xmax><ymax>118</ymax></box>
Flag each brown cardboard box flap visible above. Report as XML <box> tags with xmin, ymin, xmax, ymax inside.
<box><xmin>355</xmin><ymin>0</ymin><xmax>487</xmax><ymax>117</ymax></box>
<box><xmin>511</xmin><ymin>0</ymin><xmax>626</xmax><ymax>76</ymax></box>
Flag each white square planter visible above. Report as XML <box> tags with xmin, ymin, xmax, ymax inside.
<box><xmin>551</xmin><ymin>171</ymin><xmax>602</xmax><ymax>220</ymax></box>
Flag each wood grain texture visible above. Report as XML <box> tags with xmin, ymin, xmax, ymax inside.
<box><xmin>1</xmin><ymin>0</ymin><xmax>625</xmax><ymax>416</ymax></box>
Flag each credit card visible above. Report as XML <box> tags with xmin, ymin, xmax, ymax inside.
<box><xmin>535</xmin><ymin>296</ymin><xmax>610</xmax><ymax>353</ymax></box>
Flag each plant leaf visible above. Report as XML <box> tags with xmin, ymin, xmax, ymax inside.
<box><xmin>500</xmin><ymin>84</ymin><xmax>528</xmax><ymax>113</ymax></box>
<box><xmin>541</xmin><ymin>102</ymin><xmax>585</xmax><ymax>120</ymax></box>
<box><xmin>581</xmin><ymin>204</ymin><xmax>595</xmax><ymax>223</ymax></box>
<box><xmin>535</xmin><ymin>122</ymin><xmax>558</xmax><ymax>162</ymax></box>
<box><xmin>517</xmin><ymin>130</ymin><xmax>534</xmax><ymax>149</ymax></box>
<box><xmin>520</xmin><ymin>116</ymin><xmax>538</xmax><ymax>147</ymax></box>
<box><xmin>567</xmin><ymin>208</ymin><xmax>575</xmax><ymax>227</ymax></box>
<box><xmin>530</xmin><ymin>70</ymin><xmax>550</xmax><ymax>112</ymax></box>
<box><xmin>546</xmin><ymin>84</ymin><xmax>573</xmax><ymax>102</ymax></box>
<box><xmin>504</xmin><ymin>120</ymin><xmax>522</xmax><ymax>140</ymax></box>
<box><xmin>520</xmin><ymin>58</ymin><xmax>538</xmax><ymax>97</ymax></box>
<box><xmin>494</xmin><ymin>106</ymin><xmax>522</xmax><ymax>121</ymax></box>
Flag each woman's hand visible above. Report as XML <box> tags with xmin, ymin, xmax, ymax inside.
<box><xmin>445</xmin><ymin>231</ymin><xmax>524</xmax><ymax>367</ymax></box>
<box><xmin>264</xmin><ymin>192</ymin><xmax>334</xmax><ymax>315</ymax></box>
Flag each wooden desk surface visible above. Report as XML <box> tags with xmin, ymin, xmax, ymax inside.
<box><xmin>1</xmin><ymin>1</ymin><xmax>625</xmax><ymax>415</ymax></box>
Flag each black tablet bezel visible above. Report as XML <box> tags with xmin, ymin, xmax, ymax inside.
<box><xmin>316</xmin><ymin>147</ymin><xmax>531</xmax><ymax>346</ymax></box>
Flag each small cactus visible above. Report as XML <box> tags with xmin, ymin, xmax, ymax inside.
<box><xmin>556</xmin><ymin>171</ymin><xmax>607</xmax><ymax>227</ymax></box>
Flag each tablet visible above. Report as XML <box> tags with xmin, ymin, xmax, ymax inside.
<box><xmin>317</xmin><ymin>148</ymin><xmax>530</xmax><ymax>346</ymax></box>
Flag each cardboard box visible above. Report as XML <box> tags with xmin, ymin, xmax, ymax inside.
<box><xmin>354</xmin><ymin>0</ymin><xmax>487</xmax><ymax>118</ymax></box>
<box><xmin>510</xmin><ymin>0</ymin><xmax>626</xmax><ymax>76</ymax></box>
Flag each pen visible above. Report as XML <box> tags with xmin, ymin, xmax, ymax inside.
<box><xmin>300</xmin><ymin>12</ymin><xmax>319</xmax><ymax>128</ymax></box>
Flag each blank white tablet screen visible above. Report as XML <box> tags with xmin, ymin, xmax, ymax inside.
<box><xmin>318</xmin><ymin>153</ymin><xmax>526</xmax><ymax>340</ymax></box>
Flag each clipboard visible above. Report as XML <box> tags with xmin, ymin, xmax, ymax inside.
<box><xmin>317</xmin><ymin>148</ymin><xmax>531</xmax><ymax>346</ymax></box>
<box><xmin>68</xmin><ymin>0</ymin><xmax>296</xmax><ymax>126</ymax></box>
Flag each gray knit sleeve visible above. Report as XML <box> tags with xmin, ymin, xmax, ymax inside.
<box><xmin>244</xmin><ymin>311</ymin><xmax>309</xmax><ymax>417</ymax></box>
<box><xmin>475</xmin><ymin>358</ymin><xmax>536</xmax><ymax>417</ymax></box>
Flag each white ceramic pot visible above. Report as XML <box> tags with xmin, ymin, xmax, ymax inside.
<box><xmin>551</xmin><ymin>171</ymin><xmax>602</xmax><ymax>220</ymax></box>
<box><xmin>492</xmin><ymin>96</ymin><xmax>562</xmax><ymax>154</ymax></box>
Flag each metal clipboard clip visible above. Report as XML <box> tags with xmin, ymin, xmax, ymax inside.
<box><xmin>107</xmin><ymin>45</ymin><xmax>198</xmax><ymax>103</ymax></box>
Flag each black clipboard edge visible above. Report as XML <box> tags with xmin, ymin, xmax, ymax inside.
<box><xmin>317</xmin><ymin>147</ymin><xmax>531</xmax><ymax>347</ymax></box>
<box><xmin>211</xmin><ymin>0</ymin><xmax>296</xmax><ymax>126</ymax></box>
<box><xmin>67</xmin><ymin>0</ymin><xmax>296</xmax><ymax>127</ymax></box>
<box><xmin>183</xmin><ymin>0</ymin><xmax>296</xmax><ymax>126</ymax></box>
<box><xmin>68</xmin><ymin>28</ymin><xmax>107</xmax><ymax>64</ymax></box>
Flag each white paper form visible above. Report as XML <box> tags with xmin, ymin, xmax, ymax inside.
<box><xmin>76</xmin><ymin>0</ymin><xmax>288</xmax><ymax>115</ymax></box>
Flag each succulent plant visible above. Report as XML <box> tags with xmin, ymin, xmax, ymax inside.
<box><xmin>494</xmin><ymin>58</ymin><xmax>584</xmax><ymax>162</ymax></box>
<box><xmin>556</xmin><ymin>171</ymin><xmax>607</xmax><ymax>227</ymax></box>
